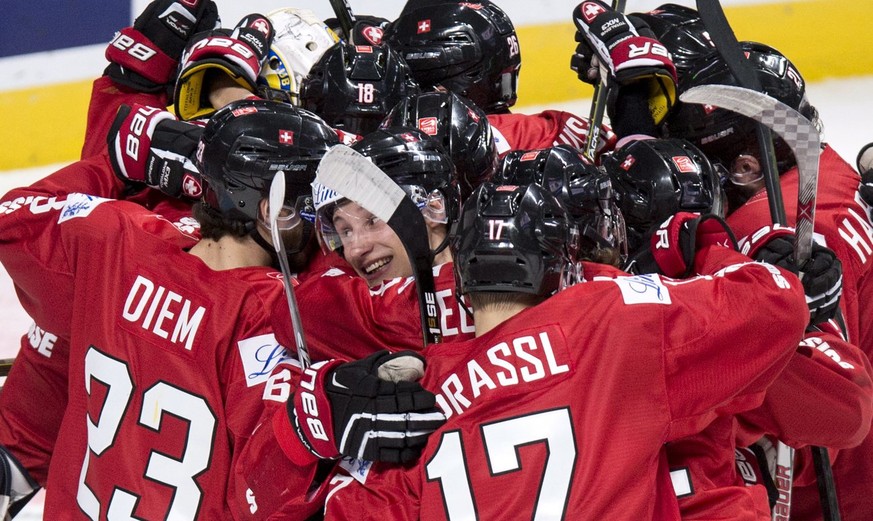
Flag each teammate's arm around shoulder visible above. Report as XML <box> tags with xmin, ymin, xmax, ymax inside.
<box><xmin>653</xmin><ymin>221</ymin><xmax>809</xmax><ymax>440</ymax></box>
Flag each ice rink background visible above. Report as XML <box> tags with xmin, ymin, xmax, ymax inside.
<box><xmin>1</xmin><ymin>75</ymin><xmax>872</xmax><ymax>518</ymax></box>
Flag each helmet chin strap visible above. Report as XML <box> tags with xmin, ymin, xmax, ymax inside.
<box><xmin>250</xmin><ymin>220</ymin><xmax>315</xmax><ymax>268</ymax></box>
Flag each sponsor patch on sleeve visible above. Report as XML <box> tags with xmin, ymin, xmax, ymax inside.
<box><xmin>58</xmin><ymin>193</ymin><xmax>110</xmax><ymax>223</ymax></box>
<box><xmin>339</xmin><ymin>457</ymin><xmax>373</xmax><ymax>484</ymax></box>
<box><xmin>237</xmin><ymin>333</ymin><xmax>294</xmax><ymax>387</ymax></box>
<box><xmin>613</xmin><ymin>274</ymin><xmax>672</xmax><ymax>305</ymax></box>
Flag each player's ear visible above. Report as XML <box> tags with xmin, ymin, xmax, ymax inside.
<box><xmin>257</xmin><ymin>198</ymin><xmax>271</xmax><ymax>229</ymax></box>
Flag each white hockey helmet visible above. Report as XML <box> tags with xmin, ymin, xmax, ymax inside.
<box><xmin>257</xmin><ymin>8</ymin><xmax>339</xmax><ymax>105</ymax></box>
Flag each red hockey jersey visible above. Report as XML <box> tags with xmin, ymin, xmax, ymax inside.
<box><xmin>324</xmin><ymin>248</ymin><xmax>808</xmax><ymax>520</ymax></box>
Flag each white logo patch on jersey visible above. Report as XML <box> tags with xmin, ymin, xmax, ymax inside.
<box><xmin>613</xmin><ymin>274</ymin><xmax>672</xmax><ymax>305</ymax></box>
<box><xmin>237</xmin><ymin>333</ymin><xmax>294</xmax><ymax>387</ymax></box>
<box><xmin>58</xmin><ymin>192</ymin><xmax>110</xmax><ymax>223</ymax></box>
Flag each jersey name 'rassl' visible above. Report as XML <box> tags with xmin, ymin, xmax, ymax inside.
<box><xmin>121</xmin><ymin>274</ymin><xmax>206</xmax><ymax>350</ymax></box>
<box><xmin>435</xmin><ymin>331</ymin><xmax>570</xmax><ymax>418</ymax></box>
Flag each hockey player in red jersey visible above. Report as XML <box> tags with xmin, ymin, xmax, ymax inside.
<box><xmin>605</xmin><ymin>133</ymin><xmax>871</xmax><ymax>519</ymax></box>
<box><xmin>666</xmin><ymin>41</ymin><xmax>873</xmax><ymax>521</ymax></box>
<box><xmin>0</xmin><ymin>1</ymin><xmax>220</xmax><ymax>511</ymax></box>
<box><xmin>321</xmin><ymin>181</ymin><xmax>809</xmax><ymax>520</ymax></box>
<box><xmin>0</xmin><ymin>100</ymin><xmax>347</xmax><ymax>519</ymax></box>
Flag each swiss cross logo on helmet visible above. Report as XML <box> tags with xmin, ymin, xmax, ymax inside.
<box><xmin>621</xmin><ymin>155</ymin><xmax>636</xmax><ymax>170</ymax></box>
<box><xmin>671</xmin><ymin>156</ymin><xmax>698</xmax><ymax>173</ymax></box>
<box><xmin>182</xmin><ymin>174</ymin><xmax>203</xmax><ymax>198</ymax></box>
<box><xmin>360</xmin><ymin>26</ymin><xmax>384</xmax><ymax>45</ymax></box>
<box><xmin>279</xmin><ymin>130</ymin><xmax>294</xmax><ymax>144</ymax></box>
<box><xmin>417</xmin><ymin>117</ymin><xmax>439</xmax><ymax>136</ymax></box>
<box><xmin>466</xmin><ymin>108</ymin><xmax>480</xmax><ymax>122</ymax></box>
<box><xmin>521</xmin><ymin>151</ymin><xmax>539</xmax><ymax>161</ymax></box>
<box><xmin>417</xmin><ymin>20</ymin><xmax>431</xmax><ymax>34</ymax></box>
<box><xmin>459</xmin><ymin>2</ymin><xmax>484</xmax><ymax>9</ymax></box>
<box><xmin>400</xmin><ymin>132</ymin><xmax>419</xmax><ymax>143</ymax></box>
<box><xmin>251</xmin><ymin>18</ymin><xmax>271</xmax><ymax>36</ymax></box>
<box><xmin>580</xmin><ymin>2</ymin><xmax>606</xmax><ymax>23</ymax></box>
<box><xmin>703</xmin><ymin>104</ymin><xmax>717</xmax><ymax>115</ymax></box>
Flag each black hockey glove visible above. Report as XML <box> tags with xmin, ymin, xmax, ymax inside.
<box><xmin>105</xmin><ymin>0</ymin><xmax>220</xmax><ymax>92</ymax></box>
<box><xmin>0</xmin><ymin>446</ymin><xmax>39</xmax><ymax>518</ymax></box>
<box><xmin>287</xmin><ymin>350</ymin><xmax>445</xmax><ymax>465</ymax></box>
<box><xmin>628</xmin><ymin>212</ymin><xmax>737</xmax><ymax>278</ymax></box>
<box><xmin>570</xmin><ymin>1</ymin><xmax>676</xmax><ymax>125</ymax></box>
<box><xmin>108</xmin><ymin>104</ymin><xmax>204</xmax><ymax>200</ymax></box>
<box><xmin>741</xmin><ymin>226</ymin><xmax>843</xmax><ymax>326</ymax></box>
<box><xmin>174</xmin><ymin>14</ymin><xmax>274</xmax><ymax>120</ymax></box>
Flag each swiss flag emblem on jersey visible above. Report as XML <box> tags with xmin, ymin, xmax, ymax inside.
<box><xmin>672</xmin><ymin>156</ymin><xmax>698</xmax><ymax>173</ymax></box>
<box><xmin>417</xmin><ymin>20</ymin><xmax>431</xmax><ymax>33</ymax></box>
<box><xmin>279</xmin><ymin>129</ymin><xmax>294</xmax><ymax>144</ymax></box>
<box><xmin>418</xmin><ymin>117</ymin><xmax>439</xmax><ymax>136</ymax></box>
<box><xmin>621</xmin><ymin>155</ymin><xmax>636</xmax><ymax>170</ymax></box>
<box><xmin>580</xmin><ymin>2</ymin><xmax>607</xmax><ymax>23</ymax></box>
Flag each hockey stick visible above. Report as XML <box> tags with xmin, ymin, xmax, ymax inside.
<box><xmin>328</xmin><ymin>0</ymin><xmax>357</xmax><ymax>41</ymax></box>
<box><xmin>269</xmin><ymin>172</ymin><xmax>311</xmax><ymax>369</ymax></box>
<box><xmin>681</xmin><ymin>83</ymin><xmax>831</xmax><ymax>521</ymax></box>
<box><xmin>315</xmin><ymin>144</ymin><xmax>442</xmax><ymax>348</ymax></box>
<box><xmin>581</xmin><ymin>0</ymin><xmax>627</xmax><ymax>163</ymax></box>
<box><xmin>695</xmin><ymin>1</ymin><xmax>787</xmax><ymax>228</ymax></box>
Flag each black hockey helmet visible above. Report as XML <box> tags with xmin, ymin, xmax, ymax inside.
<box><xmin>632</xmin><ymin>4</ymin><xmax>716</xmax><ymax>81</ymax></box>
<box><xmin>299</xmin><ymin>41</ymin><xmax>421</xmax><ymax>136</ymax></box>
<box><xmin>385</xmin><ymin>1</ymin><xmax>521</xmax><ymax>113</ymax></box>
<box><xmin>381</xmin><ymin>90</ymin><xmax>497</xmax><ymax>199</ymax></box>
<box><xmin>602</xmin><ymin>137</ymin><xmax>724</xmax><ymax>254</ymax></box>
<box><xmin>664</xmin><ymin>41</ymin><xmax>819</xmax><ymax>172</ymax></box>
<box><xmin>452</xmin><ymin>182</ymin><xmax>579</xmax><ymax>297</ymax></box>
<box><xmin>315</xmin><ymin>126</ymin><xmax>460</xmax><ymax>252</ymax></box>
<box><xmin>495</xmin><ymin>145</ymin><xmax>627</xmax><ymax>259</ymax></box>
<box><xmin>196</xmin><ymin>98</ymin><xmax>339</xmax><ymax>226</ymax></box>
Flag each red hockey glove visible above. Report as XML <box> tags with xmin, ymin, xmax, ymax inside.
<box><xmin>649</xmin><ymin>212</ymin><xmax>737</xmax><ymax>278</ymax></box>
<box><xmin>287</xmin><ymin>350</ymin><xmax>445</xmax><ymax>465</ymax></box>
<box><xmin>105</xmin><ymin>0</ymin><xmax>220</xmax><ymax>92</ymax></box>
<box><xmin>571</xmin><ymin>1</ymin><xmax>676</xmax><ymax>125</ymax></box>
<box><xmin>740</xmin><ymin>226</ymin><xmax>843</xmax><ymax>326</ymax></box>
<box><xmin>174</xmin><ymin>14</ymin><xmax>274</xmax><ymax>120</ymax></box>
<box><xmin>108</xmin><ymin>104</ymin><xmax>204</xmax><ymax>200</ymax></box>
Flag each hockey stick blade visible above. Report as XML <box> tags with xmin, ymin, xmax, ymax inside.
<box><xmin>680</xmin><ymin>84</ymin><xmax>820</xmax><ymax>265</ymax></box>
<box><xmin>269</xmin><ymin>172</ymin><xmax>311</xmax><ymax>369</ymax></box>
<box><xmin>316</xmin><ymin>145</ymin><xmax>442</xmax><ymax>346</ymax></box>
